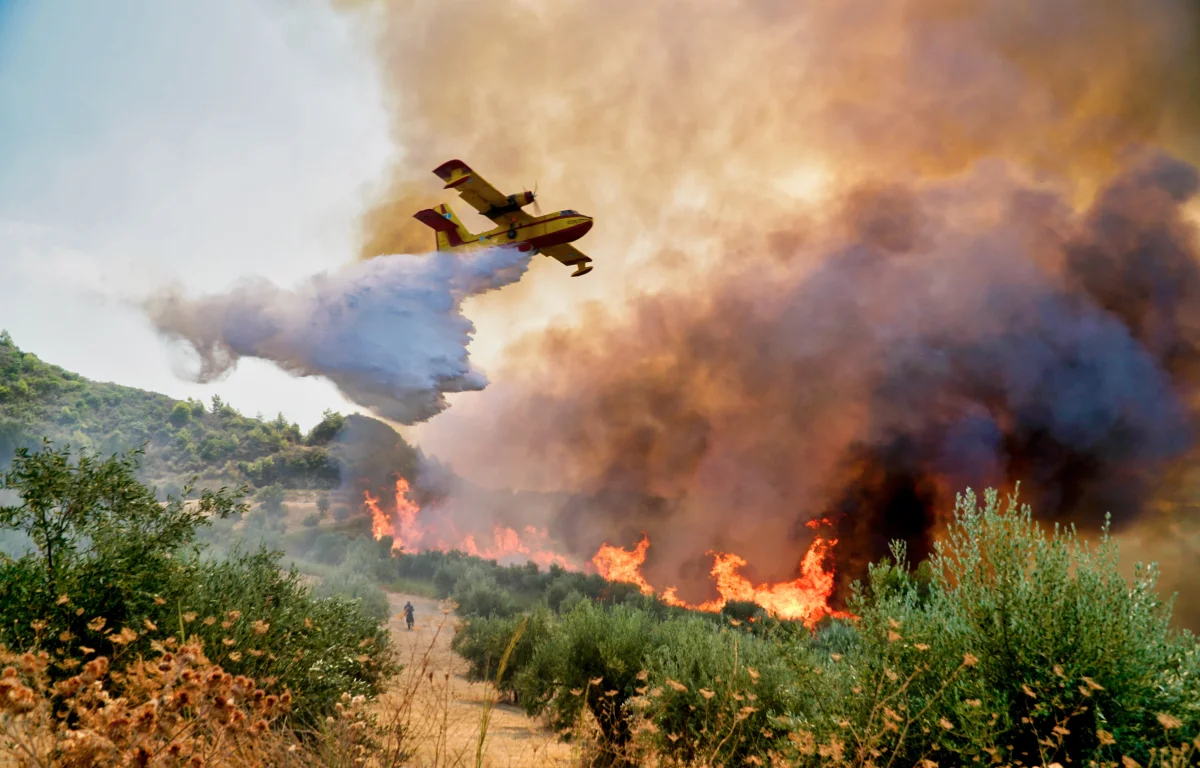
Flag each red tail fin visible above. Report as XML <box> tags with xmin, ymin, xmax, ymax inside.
<box><xmin>412</xmin><ymin>204</ymin><xmax>472</xmax><ymax>249</ymax></box>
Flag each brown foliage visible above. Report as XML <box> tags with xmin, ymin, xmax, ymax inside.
<box><xmin>0</xmin><ymin>638</ymin><xmax>385</xmax><ymax>768</ymax></box>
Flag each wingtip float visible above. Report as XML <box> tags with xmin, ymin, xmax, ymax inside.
<box><xmin>413</xmin><ymin>159</ymin><xmax>595</xmax><ymax>278</ymax></box>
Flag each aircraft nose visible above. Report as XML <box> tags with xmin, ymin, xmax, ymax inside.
<box><xmin>576</xmin><ymin>217</ymin><xmax>593</xmax><ymax>236</ymax></box>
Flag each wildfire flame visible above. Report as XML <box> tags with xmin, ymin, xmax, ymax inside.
<box><xmin>592</xmin><ymin>521</ymin><xmax>843</xmax><ymax>627</ymax></box>
<box><xmin>591</xmin><ymin>536</ymin><xmax>654</xmax><ymax>595</ymax></box>
<box><xmin>365</xmin><ymin>479</ymin><xmax>844</xmax><ymax>624</ymax></box>
<box><xmin>363</xmin><ymin>479</ymin><xmax>578</xmax><ymax>568</ymax></box>
<box><xmin>363</xmin><ymin>477</ymin><xmax>423</xmax><ymax>550</ymax></box>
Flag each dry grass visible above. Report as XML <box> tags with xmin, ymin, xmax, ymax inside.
<box><xmin>373</xmin><ymin>594</ymin><xmax>573</xmax><ymax>768</ymax></box>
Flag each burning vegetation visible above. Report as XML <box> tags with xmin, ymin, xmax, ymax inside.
<box><xmin>363</xmin><ymin>474</ymin><xmax>847</xmax><ymax>625</ymax></box>
<box><xmin>363</xmin><ymin>478</ymin><xmax>577</xmax><ymax>570</ymax></box>
<box><xmin>591</xmin><ymin>528</ymin><xmax>843</xmax><ymax>627</ymax></box>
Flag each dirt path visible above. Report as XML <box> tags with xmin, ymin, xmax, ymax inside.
<box><xmin>375</xmin><ymin>593</ymin><xmax>575</xmax><ymax>768</ymax></box>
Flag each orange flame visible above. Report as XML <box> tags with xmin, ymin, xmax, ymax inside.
<box><xmin>363</xmin><ymin>489</ymin><xmax>392</xmax><ymax>543</ymax></box>
<box><xmin>363</xmin><ymin>478</ymin><xmax>423</xmax><ymax>551</ymax></box>
<box><xmin>457</xmin><ymin>524</ymin><xmax>576</xmax><ymax>569</ymax></box>
<box><xmin>367</xmin><ymin>480</ymin><xmax>842</xmax><ymax>621</ymax></box>
<box><xmin>593</xmin><ymin>528</ymin><xmax>843</xmax><ymax>627</ymax></box>
<box><xmin>591</xmin><ymin>535</ymin><xmax>654</xmax><ymax>595</ymax></box>
<box><xmin>362</xmin><ymin>480</ymin><xmax>579</xmax><ymax>566</ymax></box>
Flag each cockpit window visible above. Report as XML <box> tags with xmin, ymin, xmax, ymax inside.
<box><xmin>562</xmin><ymin>209</ymin><xmax>576</xmax><ymax>215</ymax></box>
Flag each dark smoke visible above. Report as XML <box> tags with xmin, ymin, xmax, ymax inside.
<box><xmin>421</xmin><ymin>153</ymin><xmax>1200</xmax><ymax>607</ymax></box>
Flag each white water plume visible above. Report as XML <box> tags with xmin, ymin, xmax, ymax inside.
<box><xmin>144</xmin><ymin>248</ymin><xmax>533</xmax><ymax>424</ymax></box>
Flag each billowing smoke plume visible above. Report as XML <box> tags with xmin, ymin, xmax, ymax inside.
<box><xmin>145</xmin><ymin>248</ymin><xmax>531</xmax><ymax>424</ymax></box>
<box><xmin>333</xmin><ymin>0</ymin><xmax>1200</xmax><ymax>609</ymax></box>
<box><xmin>417</xmin><ymin>154</ymin><xmax>1200</xmax><ymax>606</ymax></box>
<box><xmin>347</xmin><ymin>0</ymin><xmax>1200</xmax><ymax>269</ymax></box>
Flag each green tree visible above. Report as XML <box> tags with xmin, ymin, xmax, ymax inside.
<box><xmin>168</xmin><ymin>401</ymin><xmax>192</xmax><ymax>428</ymax></box>
<box><xmin>0</xmin><ymin>440</ymin><xmax>244</xmax><ymax>584</ymax></box>
<box><xmin>517</xmin><ymin>601</ymin><xmax>660</xmax><ymax>765</ymax></box>
<box><xmin>256</xmin><ymin>483</ymin><xmax>286</xmax><ymax>516</ymax></box>
<box><xmin>307</xmin><ymin>409</ymin><xmax>346</xmax><ymax>445</ymax></box>
<box><xmin>773</xmin><ymin>488</ymin><xmax>1200</xmax><ymax>767</ymax></box>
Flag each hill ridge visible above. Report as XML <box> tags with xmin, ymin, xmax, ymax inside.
<box><xmin>0</xmin><ymin>330</ymin><xmax>418</xmax><ymax>494</ymax></box>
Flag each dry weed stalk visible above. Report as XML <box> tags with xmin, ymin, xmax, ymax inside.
<box><xmin>0</xmin><ymin>637</ymin><xmax>312</xmax><ymax>767</ymax></box>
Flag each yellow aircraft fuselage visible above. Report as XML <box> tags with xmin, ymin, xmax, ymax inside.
<box><xmin>413</xmin><ymin>159</ymin><xmax>596</xmax><ymax>277</ymax></box>
<box><xmin>416</xmin><ymin>203</ymin><xmax>593</xmax><ymax>256</ymax></box>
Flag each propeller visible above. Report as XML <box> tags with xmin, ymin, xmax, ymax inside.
<box><xmin>530</xmin><ymin>181</ymin><xmax>542</xmax><ymax>216</ymax></box>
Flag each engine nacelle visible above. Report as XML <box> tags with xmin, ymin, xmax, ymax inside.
<box><xmin>505</xmin><ymin>191</ymin><xmax>536</xmax><ymax>208</ymax></box>
<box><xmin>484</xmin><ymin>190</ymin><xmax>539</xmax><ymax>219</ymax></box>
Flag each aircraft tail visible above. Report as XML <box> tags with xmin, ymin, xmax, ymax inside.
<box><xmin>412</xmin><ymin>204</ymin><xmax>475</xmax><ymax>250</ymax></box>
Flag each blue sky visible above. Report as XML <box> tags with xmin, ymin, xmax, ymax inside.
<box><xmin>0</xmin><ymin>0</ymin><xmax>393</xmax><ymax>429</ymax></box>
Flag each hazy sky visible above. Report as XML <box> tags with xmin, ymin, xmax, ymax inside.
<box><xmin>0</xmin><ymin>0</ymin><xmax>393</xmax><ymax>430</ymax></box>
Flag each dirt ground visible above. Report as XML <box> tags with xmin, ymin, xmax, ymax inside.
<box><xmin>375</xmin><ymin>593</ymin><xmax>576</xmax><ymax>768</ymax></box>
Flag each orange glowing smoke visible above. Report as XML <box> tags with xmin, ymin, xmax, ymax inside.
<box><xmin>592</xmin><ymin>525</ymin><xmax>842</xmax><ymax>627</ymax></box>
<box><xmin>458</xmin><ymin>525</ymin><xmax>575</xmax><ymax>570</ymax></box>
<box><xmin>363</xmin><ymin>479</ymin><xmax>576</xmax><ymax>568</ymax></box>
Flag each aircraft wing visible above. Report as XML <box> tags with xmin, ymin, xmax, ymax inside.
<box><xmin>432</xmin><ymin>159</ymin><xmax>536</xmax><ymax>225</ymax></box>
<box><xmin>541</xmin><ymin>243</ymin><xmax>594</xmax><ymax>277</ymax></box>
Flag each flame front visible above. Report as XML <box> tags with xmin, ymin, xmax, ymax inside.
<box><xmin>363</xmin><ymin>490</ymin><xmax>391</xmax><ymax>542</ymax></box>
<box><xmin>591</xmin><ymin>536</ymin><xmax>654</xmax><ymax>595</ymax></box>
<box><xmin>594</xmin><ymin>530</ymin><xmax>842</xmax><ymax>627</ymax></box>
<box><xmin>363</xmin><ymin>479</ymin><xmax>577</xmax><ymax>567</ymax></box>
<box><xmin>366</xmin><ymin>479</ymin><xmax>842</xmax><ymax>623</ymax></box>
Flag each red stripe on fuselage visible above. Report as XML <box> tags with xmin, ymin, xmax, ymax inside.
<box><xmin>526</xmin><ymin>220</ymin><xmax>592</xmax><ymax>248</ymax></box>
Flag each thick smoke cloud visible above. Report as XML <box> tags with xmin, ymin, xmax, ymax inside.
<box><xmin>145</xmin><ymin>248</ymin><xmax>531</xmax><ymax>425</ymax></box>
<box><xmin>333</xmin><ymin>0</ymin><xmax>1200</xmax><ymax>608</ymax></box>
<box><xmin>346</xmin><ymin>0</ymin><xmax>1200</xmax><ymax>270</ymax></box>
<box><xmin>417</xmin><ymin>155</ymin><xmax>1200</xmax><ymax>606</ymax></box>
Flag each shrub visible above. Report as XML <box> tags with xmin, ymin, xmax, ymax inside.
<box><xmin>0</xmin><ymin>638</ymin><xmax>392</xmax><ymax>766</ymax></box>
<box><xmin>168</xmin><ymin>401</ymin><xmax>192</xmax><ymax>428</ymax></box>
<box><xmin>452</xmin><ymin>573</ymin><xmax>521</xmax><ymax>619</ymax></box>
<box><xmin>309</xmin><ymin>531</ymin><xmax>351</xmax><ymax>565</ymax></box>
<box><xmin>433</xmin><ymin>562</ymin><xmax>466</xmax><ymax>598</ymax></box>
<box><xmin>0</xmin><ymin>442</ymin><xmax>396</xmax><ymax>731</ymax></box>
<box><xmin>0</xmin><ymin>441</ymin><xmax>245</xmax><ymax>663</ymax></box>
<box><xmin>636</xmin><ymin>615</ymin><xmax>809</xmax><ymax>766</ymax></box>
<box><xmin>452</xmin><ymin>605</ymin><xmax>554</xmax><ymax>703</ymax></box>
<box><xmin>256</xmin><ymin>483</ymin><xmax>286</xmax><ymax>515</ymax></box>
<box><xmin>773</xmin><ymin>488</ymin><xmax>1200</xmax><ymax>767</ymax></box>
<box><xmin>927</xmin><ymin>488</ymin><xmax>1200</xmax><ymax>764</ymax></box>
<box><xmin>339</xmin><ymin>536</ymin><xmax>398</xmax><ymax>584</ymax></box>
<box><xmin>516</xmin><ymin>601</ymin><xmax>660</xmax><ymax>764</ymax></box>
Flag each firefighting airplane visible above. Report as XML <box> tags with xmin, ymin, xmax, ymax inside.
<box><xmin>412</xmin><ymin>159</ymin><xmax>595</xmax><ymax>277</ymax></box>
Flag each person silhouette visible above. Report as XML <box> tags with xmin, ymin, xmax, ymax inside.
<box><xmin>403</xmin><ymin>601</ymin><xmax>415</xmax><ymax>631</ymax></box>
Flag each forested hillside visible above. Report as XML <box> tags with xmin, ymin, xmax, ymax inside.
<box><xmin>0</xmin><ymin>331</ymin><xmax>418</xmax><ymax>493</ymax></box>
